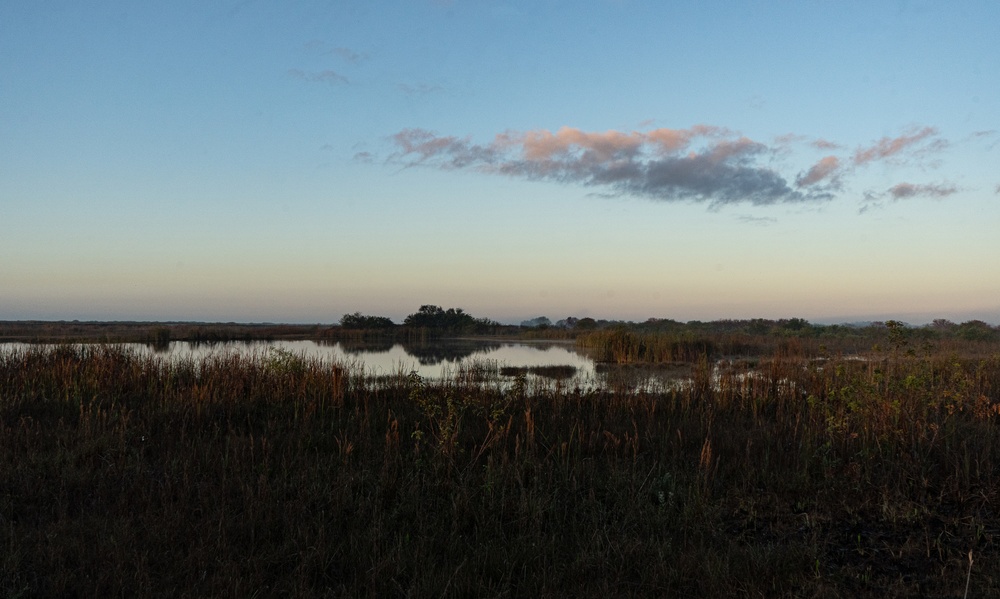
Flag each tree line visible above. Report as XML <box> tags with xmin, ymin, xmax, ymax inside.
<box><xmin>336</xmin><ymin>306</ymin><xmax>1000</xmax><ymax>344</ymax></box>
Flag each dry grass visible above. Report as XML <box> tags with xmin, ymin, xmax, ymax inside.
<box><xmin>2</xmin><ymin>341</ymin><xmax>1000</xmax><ymax>597</ymax></box>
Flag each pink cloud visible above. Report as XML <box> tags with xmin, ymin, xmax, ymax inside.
<box><xmin>705</xmin><ymin>137</ymin><xmax>764</xmax><ymax>163</ymax></box>
<box><xmin>389</xmin><ymin>125</ymin><xmax>816</xmax><ymax>206</ymax></box>
<box><xmin>519</xmin><ymin>127</ymin><xmax>645</xmax><ymax>162</ymax></box>
<box><xmin>645</xmin><ymin>128</ymin><xmax>697</xmax><ymax>152</ymax></box>
<box><xmin>853</xmin><ymin>126</ymin><xmax>939</xmax><ymax>165</ymax></box>
<box><xmin>381</xmin><ymin>122</ymin><xmax>975</xmax><ymax>212</ymax></box>
<box><xmin>796</xmin><ymin>156</ymin><xmax>841</xmax><ymax>187</ymax></box>
<box><xmin>645</xmin><ymin>125</ymin><xmax>730</xmax><ymax>153</ymax></box>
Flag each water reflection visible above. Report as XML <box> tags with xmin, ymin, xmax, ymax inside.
<box><xmin>326</xmin><ymin>338</ymin><xmax>397</xmax><ymax>355</ymax></box>
<box><xmin>0</xmin><ymin>339</ymin><xmax>697</xmax><ymax>391</ymax></box>
<box><xmin>403</xmin><ymin>340</ymin><xmax>503</xmax><ymax>365</ymax></box>
<box><xmin>500</xmin><ymin>365</ymin><xmax>577</xmax><ymax>380</ymax></box>
<box><xmin>316</xmin><ymin>339</ymin><xmax>504</xmax><ymax>364</ymax></box>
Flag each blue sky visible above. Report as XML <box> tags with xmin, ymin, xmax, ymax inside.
<box><xmin>2</xmin><ymin>1</ymin><xmax>998</xmax><ymax>324</ymax></box>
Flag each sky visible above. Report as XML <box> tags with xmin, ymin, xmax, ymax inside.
<box><xmin>2</xmin><ymin>1</ymin><xmax>998</xmax><ymax>325</ymax></box>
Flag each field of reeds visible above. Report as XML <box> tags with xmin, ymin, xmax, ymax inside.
<box><xmin>2</xmin><ymin>339</ymin><xmax>1000</xmax><ymax>597</ymax></box>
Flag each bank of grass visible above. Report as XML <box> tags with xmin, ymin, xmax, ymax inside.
<box><xmin>576</xmin><ymin>323</ymin><xmax>1000</xmax><ymax>364</ymax></box>
<box><xmin>499</xmin><ymin>364</ymin><xmax>578</xmax><ymax>379</ymax></box>
<box><xmin>0</xmin><ymin>321</ymin><xmax>328</xmax><ymax>345</ymax></box>
<box><xmin>2</xmin><ymin>343</ymin><xmax>1000</xmax><ymax>596</ymax></box>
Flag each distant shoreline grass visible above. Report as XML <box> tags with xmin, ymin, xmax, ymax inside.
<box><xmin>3</xmin><ymin>340</ymin><xmax>1000</xmax><ymax>596</ymax></box>
<box><xmin>0</xmin><ymin>321</ymin><xmax>328</xmax><ymax>344</ymax></box>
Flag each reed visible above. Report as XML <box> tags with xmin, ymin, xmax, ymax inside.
<box><xmin>1</xmin><ymin>342</ymin><xmax>999</xmax><ymax>596</ymax></box>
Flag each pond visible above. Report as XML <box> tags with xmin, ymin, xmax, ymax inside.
<box><xmin>0</xmin><ymin>338</ymin><xmax>692</xmax><ymax>391</ymax></box>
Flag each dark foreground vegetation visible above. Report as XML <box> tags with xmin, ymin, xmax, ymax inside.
<box><xmin>3</xmin><ymin>333</ymin><xmax>1000</xmax><ymax>597</ymax></box>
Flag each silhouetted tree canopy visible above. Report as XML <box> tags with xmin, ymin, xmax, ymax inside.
<box><xmin>520</xmin><ymin>317</ymin><xmax>551</xmax><ymax>328</ymax></box>
<box><xmin>956</xmin><ymin>320</ymin><xmax>998</xmax><ymax>342</ymax></box>
<box><xmin>340</xmin><ymin>312</ymin><xmax>396</xmax><ymax>330</ymax></box>
<box><xmin>402</xmin><ymin>305</ymin><xmax>500</xmax><ymax>334</ymax></box>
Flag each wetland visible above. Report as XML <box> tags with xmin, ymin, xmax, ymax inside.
<box><xmin>2</xmin><ymin>315</ymin><xmax>1000</xmax><ymax>596</ymax></box>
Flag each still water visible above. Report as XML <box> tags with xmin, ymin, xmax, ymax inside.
<box><xmin>164</xmin><ymin>339</ymin><xmax>598</xmax><ymax>381</ymax></box>
<box><xmin>1</xmin><ymin>339</ymin><xmax>690</xmax><ymax>391</ymax></box>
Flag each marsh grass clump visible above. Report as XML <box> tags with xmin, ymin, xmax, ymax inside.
<box><xmin>499</xmin><ymin>364</ymin><xmax>577</xmax><ymax>380</ymax></box>
<box><xmin>577</xmin><ymin>328</ymin><xmax>719</xmax><ymax>363</ymax></box>
<box><xmin>2</xmin><ymin>342</ymin><xmax>1000</xmax><ymax>596</ymax></box>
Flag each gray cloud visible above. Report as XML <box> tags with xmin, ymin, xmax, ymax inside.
<box><xmin>288</xmin><ymin>68</ymin><xmax>348</xmax><ymax>84</ymax></box>
<box><xmin>397</xmin><ymin>82</ymin><xmax>443</xmax><ymax>95</ymax></box>
<box><xmin>811</xmin><ymin>138</ymin><xmax>841</xmax><ymax>150</ymax></box>
<box><xmin>304</xmin><ymin>41</ymin><xmax>368</xmax><ymax>64</ymax></box>
<box><xmin>887</xmin><ymin>182</ymin><xmax>958</xmax><ymax>200</ymax></box>
<box><xmin>860</xmin><ymin>182</ymin><xmax>959</xmax><ymax>213</ymax></box>
<box><xmin>383</xmin><ymin>124</ymin><xmax>963</xmax><ymax>210</ymax></box>
<box><xmin>331</xmin><ymin>47</ymin><xmax>367</xmax><ymax>63</ymax></box>
<box><xmin>736</xmin><ymin>215</ymin><xmax>778</xmax><ymax>226</ymax></box>
<box><xmin>389</xmin><ymin>126</ymin><xmax>824</xmax><ymax>207</ymax></box>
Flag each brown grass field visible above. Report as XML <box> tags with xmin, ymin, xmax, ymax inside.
<box><xmin>2</xmin><ymin>325</ymin><xmax>1000</xmax><ymax>596</ymax></box>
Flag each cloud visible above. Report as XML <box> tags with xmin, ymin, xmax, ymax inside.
<box><xmin>518</xmin><ymin>127</ymin><xmax>647</xmax><ymax>161</ymax></box>
<box><xmin>774</xmin><ymin>134</ymin><xmax>841</xmax><ymax>151</ymax></box>
<box><xmin>397</xmin><ymin>82</ymin><xmax>443</xmax><ymax>95</ymax></box>
<box><xmin>391</xmin><ymin>128</ymin><xmax>497</xmax><ymax>167</ymax></box>
<box><xmin>388</xmin><ymin>126</ymin><xmax>818</xmax><ymax>206</ymax></box>
<box><xmin>384</xmin><ymin>123</ymin><xmax>968</xmax><ymax>209</ymax></box>
<box><xmin>886</xmin><ymin>182</ymin><xmax>958</xmax><ymax>200</ymax></box>
<box><xmin>971</xmin><ymin>130</ymin><xmax>1000</xmax><ymax>151</ymax></box>
<box><xmin>304</xmin><ymin>41</ymin><xmax>369</xmax><ymax>64</ymax></box>
<box><xmin>995</xmin><ymin>184</ymin><xmax>1000</xmax><ymax>194</ymax></box>
<box><xmin>811</xmin><ymin>138</ymin><xmax>841</xmax><ymax>150</ymax></box>
<box><xmin>852</xmin><ymin>126</ymin><xmax>944</xmax><ymax>165</ymax></box>
<box><xmin>288</xmin><ymin>68</ymin><xmax>348</xmax><ymax>84</ymax></box>
<box><xmin>796</xmin><ymin>156</ymin><xmax>842</xmax><ymax>187</ymax></box>
<box><xmin>331</xmin><ymin>47</ymin><xmax>367</xmax><ymax>63</ymax></box>
<box><xmin>736</xmin><ymin>215</ymin><xmax>777</xmax><ymax>226</ymax></box>
<box><xmin>860</xmin><ymin>181</ymin><xmax>959</xmax><ymax>214</ymax></box>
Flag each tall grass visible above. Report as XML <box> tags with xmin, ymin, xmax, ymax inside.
<box><xmin>2</xmin><ymin>343</ymin><xmax>1000</xmax><ymax>596</ymax></box>
<box><xmin>575</xmin><ymin>326</ymin><xmax>924</xmax><ymax>363</ymax></box>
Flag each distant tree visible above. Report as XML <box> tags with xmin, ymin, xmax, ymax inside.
<box><xmin>956</xmin><ymin>320</ymin><xmax>997</xmax><ymax>342</ymax></box>
<box><xmin>555</xmin><ymin>317</ymin><xmax>579</xmax><ymax>329</ymax></box>
<box><xmin>746</xmin><ymin>319</ymin><xmax>772</xmax><ymax>335</ymax></box>
<box><xmin>782</xmin><ymin>318</ymin><xmax>809</xmax><ymax>332</ymax></box>
<box><xmin>520</xmin><ymin>317</ymin><xmax>552</xmax><ymax>329</ymax></box>
<box><xmin>884</xmin><ymin>320</ymin><xmax>909</xmax><ymax>350</ymax></box>
<box><xmin>340</xmin><ymin>312</ymin><xmax>396</xmax><ymax>329</ymax></box>
<box><xmin>638</xmin><ymin>318</ymin><xmax>683</xmax><ymax>333</ymax></box>
<box><xmin>931</xmin><ymin>319</ymin><xmax>958</xmax><ymax>332</ymax></box>
<box><xmin>403</xmin><ymin>305</ymin><xmax>478</xmax><ymax>333</ymax></box>
<box><xmin>574</xmin><ymin>317</ymin><xmax>597</xmax><ymax>330</ymax></box>
<box><xmin>472</xmin><ymin>317</ymin><xmax>503</xmax><ymax>335</ymax></box>
<box><xmin>404</xmin><ymin>305</ymin><xmax>445</xmax><ymax>328</ymax></box>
